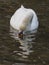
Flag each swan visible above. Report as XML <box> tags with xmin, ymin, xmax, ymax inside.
<box><xmin>10</xmin><ymin>5</ymin><xmax>39</xmax><ymax>38</ymax></box>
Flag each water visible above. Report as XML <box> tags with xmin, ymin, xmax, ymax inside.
<box><xmin>0</xmin><ymin>0</ymin><xmax>49</xmax><ymax>65</ymax></box>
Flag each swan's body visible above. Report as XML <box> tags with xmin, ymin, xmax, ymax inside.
<box><xmin>10</xmin><ymin>5</ymin><xmax>39</xmax><ymax>34</ymax></box>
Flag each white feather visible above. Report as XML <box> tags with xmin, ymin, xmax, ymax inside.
<box><xmin>10</xmin><ymin>5</ymin><xmax>39</xmax><ymax>32</ymax></box>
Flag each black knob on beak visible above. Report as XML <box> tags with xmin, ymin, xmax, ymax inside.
<box><xmin>18</xmin><ymin>31</ymin><xmax>23</xmax><ymax>39</ymax></box>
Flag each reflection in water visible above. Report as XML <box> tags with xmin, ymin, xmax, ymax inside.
<box><xmin>0</xmin><ymin>0</ymin><xmax>49</xmax><ymax>65</ymax></box>
<box><xmin>10</xmin><ymin>26</ymin><xmax>38</xmax><ymax>58</ymax></box>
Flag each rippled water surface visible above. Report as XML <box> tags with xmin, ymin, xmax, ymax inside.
<box><xmin>0</xmin><ymin>0</ymin><xmax>49</xmax><ymax>65</ymax></box>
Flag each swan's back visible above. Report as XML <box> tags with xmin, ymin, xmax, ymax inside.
<box><xmin>10</xmin><ymin>5</ymin><xmax>39</xmax><ymax>32</ymax></box>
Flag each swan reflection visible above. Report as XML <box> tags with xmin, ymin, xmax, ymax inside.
<box><xmin>10</xmin><ymin>26</ymin><xmax>37</xmax><ymax>58</ymax></box>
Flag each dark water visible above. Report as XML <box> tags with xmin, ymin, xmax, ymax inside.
<box><xmin>0</xmin><ymin>0</ymin><xmax>49</xmax><ymax>65</ymax></box>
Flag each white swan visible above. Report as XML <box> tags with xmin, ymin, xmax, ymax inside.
<box><xmin>10</xmin><ymin>5</ymin><xmax>39</xmax><ymax>38</ymax></box>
